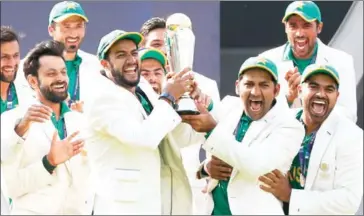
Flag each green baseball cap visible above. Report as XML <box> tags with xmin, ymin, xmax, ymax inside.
<box><xmin>49</xmin><ymin>1</ymin><xmax>88</xmax><ymax>25</ymax></box>
<box><xmin>282</xmin><ymin>1</ymin><xmax>322</xmax><ymax>23</ymax></box>
<box><xmin>301</xmin><ymin>64</ymin><xmax>340</xmax><ymax>87</ymax></box>
<box><xmin>140</xmin><ymin>48</ymin><xmax>167</xmax><ymax>68</ymax></box>
<box><xmin>238</xmin><ymin>57</ymin><xmax>279</xmax><ymax>82</ymax></box>
<box><xmin>97</xmin><ymin>30</ymin><xmax>143</xmax><ymax>60</ymax></box>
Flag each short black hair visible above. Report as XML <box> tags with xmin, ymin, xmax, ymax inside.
<box><xmin>140</xmin><ymin>17</ymin><xmax>166</xmax><ymax>37</ymax></box>
<box><xmin>23</xmin><ymin>40</ymin><xmax>65</xmax><ymax>78</ymax></box>
<box><xmin>1</xmin><ymin>26</ymin><xmax>19</xmax><ymax>44</ymax></box>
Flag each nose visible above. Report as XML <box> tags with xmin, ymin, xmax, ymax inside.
<box><xmin>250</xmin><ymin>85</ymin><xmax>262</xmax><ymax>96</ymax></box>
<box><xmin>3</xmin><ymin>56</ymin><xmax>17</xmax><ymax>68</ymax></box>
<box><xmin>315</xmin><ymin>87</ymin><xmax>326</xmax><ymax>97</ymax></box>
<box><xmin>148</xmin><ymin>74</ymin><xmax>157</xmax><ymax>83</ymax></box>
<box><xmin>295</xmin><ymin>28</ymin><xmax>305</xmax><ymax>38</ymax></box>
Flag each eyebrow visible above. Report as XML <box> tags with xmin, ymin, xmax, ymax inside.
<box><xmin>309</xmin><ymin>81</ymin><xmax>337</xmax><ymax>89</ymax></box>
<box><xmin>46</xmin><ymin>67</ymin><xmax>66</xmax><ymax>72</ymax></box>
<box><xmin>114</xmin><ymin>49</ymin><xmax>138</xmax><ymax>54</ymax></box>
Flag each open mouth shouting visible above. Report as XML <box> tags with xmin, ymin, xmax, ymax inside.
<box><xmin>249</xmin><ymin>99</ymin><xmax>263</xmax><ymax>112</ymax></box>
<box><xmin>310</xmin><ymin>98</ymin><xmax>328</xmax><ymax>117</ymax></box>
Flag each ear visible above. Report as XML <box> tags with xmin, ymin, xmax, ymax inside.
<box><xmin>274</xmin><ymin>83</ymin><xmax>281</xmax><ymax>98</ymax></box>
<box><xmin>26</xmin><ymin>75</ymin><xmax>39</xmax><ymax>90</ymax></box>
<box><xmin>235</xmin><ymin>79</ymin><xmax>240</xmax><ymax>96</ymax></box>
<box><xmin>317</xmin><ymin>22</ymin><xmax>323</xmax><ymax>34</ymax></box>
<box><xmin>283</xmin><ymin>22</ymin><xmax>288</xmax><ymax>34</ymax></box>
<box><xmin>48</xmin><ymin>24</ymin><xmax>55</xmax><ymax>38</ymax></box>
<box><xmin>100</xmin><ymin>59</ymin><xmax>110</xmax><ymax>70</ymax></box>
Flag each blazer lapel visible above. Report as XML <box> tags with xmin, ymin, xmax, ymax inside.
<box><xmin>314</xmin><ymin>39</ymin><xmax>330</xmax><ymax>65</ymax></box>
<box><xmin>207</xmin><ymin>100</ymin><xmax>243</xmax><ymax>192</ymax></box>
<box><xmin>304</xmin><ymin>112</ymin><xmax>338</xmax><ymax>189</ymax></box>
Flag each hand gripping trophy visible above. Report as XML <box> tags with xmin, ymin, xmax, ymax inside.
<box><xmin>164</xmin><ymin>13</ymin><xmax>200</xmax><ymax>115</ymax></box>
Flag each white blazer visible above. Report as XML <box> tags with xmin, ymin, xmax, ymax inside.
<box><xmin>1</xmin><ymin>173</ymin><xmax>10</xmax><ymax>215</ymax></box>
<box><xmin>179</xmin><ymin>71</ymin><xmax>221</xmax><ymax>215</ymax></box>
<box><xmin>197</xmin><ymin>96</ymin><xmax>305</xmax><ymax>215</ymax></box>
<box><xmin>288</xmin><ymin>109</ymin><xmax>363</xmax><ymax>215</ymax></box>
<box><xmin>82</xmin><ymin>75</ymin><xmax>205</xmax><ymax>215</ymax></box>
<box><xmin>259</xmin><ymin>39</ymin><xmax>358</xmax><ymax>123</ymax></box>
<box><xmin>1</xmin><ymin>103</ymin><xmax>90</xmax><ymax>215</ymax></box>
<box><xmin>1</xmin><ymin>79</ymin><xmax>36</xmax><ymax>162</ymax></box>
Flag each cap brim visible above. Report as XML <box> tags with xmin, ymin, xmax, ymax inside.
<box><xmin>282</xmin><ymin>12</ymin><xmax>317</xmax><ymax>23</ymax></box>
<box><xmin>302</xmin><ymin>69</ymin><xmax>340</xmax><ymax>85</ymax></box>
<box><xmin>52</xmin><ymin>13</ymin><xmax>89</xmax><ymax>23</ymax></box>
<box><xmin>102</xmin><ymin>32</ymin><xmax>143</xmax><ymax>59</ymax></box>
<box><xmin>141</xmin><ymin>49</ymin><xmax>167</xmax><ymax>67</ymax></box>
<box><xmin>239</xmin><ymin>65</ymin><xmax>278</xmax><ymax>82</ymax></box>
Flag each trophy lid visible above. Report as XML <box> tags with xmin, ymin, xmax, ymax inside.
<box><xmin>166</xmin><ymin>13</ymin><xmax>192</xmax><ymax>30</ymax></box>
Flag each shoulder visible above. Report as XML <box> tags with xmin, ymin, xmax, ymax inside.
<box><xmin>318</xmin><ymin>39</ymin><xmax>354</xmax><ymax>62</ymax></box>
<box><xmin>259</xmin><ymin>44</ymin><xmax>286</xmax><ymax>61</ymax></box>
<box><xmin>78</xmin><ymin>49</ymin><xmax>98</xmax><ymax>62</ymax></box>
<box><xmin>335</xmin><ymin>114</ymin><xmax>363</xmax><ymax>140</ymax></box>
<box><xmin>220</xmin><ymin>95</ymin><xmax>240</xmax><ymax>108</ymax></box>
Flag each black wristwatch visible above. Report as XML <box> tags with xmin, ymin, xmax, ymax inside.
<box><xmin>159</xmin><ymin>92</ymin><xmax>178</xmax><ymax>110</ymax></box>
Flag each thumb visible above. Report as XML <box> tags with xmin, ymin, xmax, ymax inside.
<box><xmin>195</xmin><ymin>100</ymin><xmax>208</xmax><ymax>114</ymax></box>
<box><xmin>51</xmin><ymin>130</ymin><xmax>59</xmax><ymax>143</ymax></box>
<box><xmin>293</xmin><ymin>66</ymin><xmax>298</xmax><ymax>74</ymax></box>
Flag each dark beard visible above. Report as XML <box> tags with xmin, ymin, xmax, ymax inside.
<box><xmin>110</xmin><ymin>64</ymin><xmax>140</xmax><ymax>88</ymax></box>
<box><xmin>38</xmin><ymin>79</ymin><xmax>68</xmax><ymax>103</ymax></box>
<box><xmin>0</xmin><ymin>66</ymin><xmax>18</xmax><ymax>83</ymax></box>
<box><xmin>66</xmin><ymin>45</ymin><xmax>78</xmax><ymax>53</ymax></box>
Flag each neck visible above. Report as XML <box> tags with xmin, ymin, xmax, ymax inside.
<box><xmin>302</xmin><ymin>111</ymin><xmax>321</xmax><ymax>135</ymax></box>
<box><xmin>39</xmin><ymin>97</ymin><xmax>61</xmax><ymax>119</ymax></box>
<box><xmin>0</xmin><ymin>81</ymin><xmax>11</xmax><ymax>100</ymax></box>
<box><xmin>126</xmin><ymin>86</ymin><xmax>136</xmax><ymax>95</ymax></box>
<box><xmin>64</xmin><ymin>51</ymin><xmax>77</xmax><ymax>61</ymax></box>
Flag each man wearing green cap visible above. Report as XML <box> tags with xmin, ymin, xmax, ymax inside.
<box><xmin>260</xmin><ymin>1</ymin><xmax>357</xmax><ymax>123</ymax></box>
<box><xmin>259</xmin><ymin>63</ymin><xmax>363</xmax><ymax>215</ymax></box>
<box><xmin>183</xmin><ymin>56</ymin><xmax>304</xmax><ymax>214</ymax></box>
<box><xmin>83</xmin><ymin>29</ymin><xmax>207</xmax><ymax>215</ymax></box>
<box><xmin>18</xmin><ymin>1</ymin><xmax>101</xmax><ymax>112</ymax></box>
<box><xmin>139</xmin><ymin>48</ymin><xmax>168</xmax><ymax>95</ymax></box>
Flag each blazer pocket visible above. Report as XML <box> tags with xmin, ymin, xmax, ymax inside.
<box><xmin>316</xmin><ymin>160</ymin><xmax>335</xmax><ymax>189</ymax></box>
<box><xmin>112</xmin><ymin>168</ymin><xmax>141</xmax><ymax>202</ymax></box>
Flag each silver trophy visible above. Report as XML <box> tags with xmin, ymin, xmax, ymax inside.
<box><xmin>165</xmin><ymin>13</ymin><xmax>200</xmax><ymax>115</ymax></box>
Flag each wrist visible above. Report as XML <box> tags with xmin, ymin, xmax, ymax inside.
<box><xmin>14</xmin><ymin>119</ymin><xmax>28</xmax><ymax>137</ymax></box>
<box><xmin>286</xmin><ymin>94</ymin><xmax>295</xmax><ymax>105</ymax></box>
<box><xmin>159</xmin><ymin>92</ymin><xmax>178</xmax><ymax>109</ymax></box>
<box><xmin>43</xmin><ymin>155</ymin><xmax>57</xmax><ymax>174</ymax></box>
<box><xmin>46</xmin><ymin>154</ymin><xmax>57</xmax><ymax>166</ymax></box>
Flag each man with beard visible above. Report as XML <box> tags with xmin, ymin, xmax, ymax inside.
<box><xmin>0</xmin><ymin>26</ymin><xmax>54</xmax><ymax>214</ymax></box>
<box><xmin>259</xmin><ymin>64</ymin><xmax>363</xmax><ymax>215</ymax></box>
<box><xmin>82</xmin><ymin>29</ymin><xmax>206</xmax><ymax>215</ymax></box>
<box><xmin>183</xmin><ymin>56</ymin><xmax>305</xmax><ymax>214</ymax></box>
<box><xmin>1</xmin><ymin>40</ymin><xmax>90</xmax><ymax>214</ymax></box>
<box><xmin>18</xmin><ymin>1</ymin><xmax>101</xmax><ymax>112</ymax></box>
<box><xmin>0</xmin><ymin>26</ymin><xmax>35</xmax><ymax>114</ymax></box>
<box><xmin>140</xmin><ymin>17</ymin><xmax>220</xmax><ymax>214</ymax></box>
<box><xmin>259</xmin><ymin>1</ymin><xmax>357</xmax><ymax>123</ymax></box>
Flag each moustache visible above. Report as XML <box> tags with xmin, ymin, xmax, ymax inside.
<box><xmin>50</xmin><ymin>82</ymin><xmax>67</xmax><ymax>87</ymax></box>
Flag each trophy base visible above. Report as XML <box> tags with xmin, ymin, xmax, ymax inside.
<box><xmin>176</xmin><ymin>95</ymin><xmax>200</xmax><ymax>115</ymax></box>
